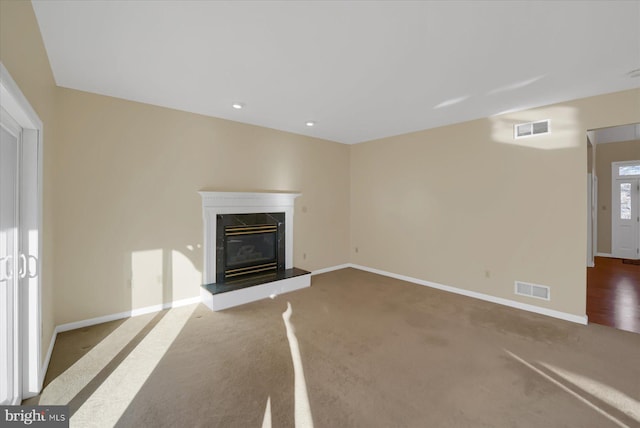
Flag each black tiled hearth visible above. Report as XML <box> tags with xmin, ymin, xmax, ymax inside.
<box><xmin>202</xmin><ymin>268</ymin><xmax>310</xmax><ymax>295</ymax></box>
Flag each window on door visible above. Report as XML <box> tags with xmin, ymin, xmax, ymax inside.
<box><xmin>620</xmin><ymin>183</ymin><xmax>632</xmax><ymax>220</ymax></box>
<box><xmin>619</xmin><ymin>164</ymin><xmax>640</xmax><ymax>176</ymax></box>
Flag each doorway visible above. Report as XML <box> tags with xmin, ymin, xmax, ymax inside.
<box><xmin>586</xmin><ymin>123</ymin><xmax>640</xmax><ymax>334</ymax></box>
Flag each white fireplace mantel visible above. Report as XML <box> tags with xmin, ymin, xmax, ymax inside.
<box><xmin>199</xmin><ymin>191</ymin><xmax>301</xmax><ymax>285</ymax></box>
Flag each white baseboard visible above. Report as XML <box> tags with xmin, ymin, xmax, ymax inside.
<box><xmin>56</xmin><ymin>296</ymin><xmax>201</xmax><ymax>333</ymax></box>
<box><xmin>311</xmin><ymin>264</ymin><xmax>351</xmax><ymax>276</ymax></box>
<box><xmin>37</xmin><ymin>265</ymin><xmax>589</xmax><ymax>393</ymax></box>
<box><xmin>39</xmin><ymin>329</ymin><xmax>58</xmax><ymax>391</ymax></box>
<box><xmin>596</xmin><ymin>252</ymin><xmax>614</xmax><ymax>258</ymax></box>
<box><xmin>349</xmin><ymin>264</ymin><xmax>588</xmax><ymax>325</ymax></box>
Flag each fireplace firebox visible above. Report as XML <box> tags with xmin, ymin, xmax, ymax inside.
<box><xmin>216</xmin><ymin>212</ymin><xmax>285</xmax><ymax>283</ymax></box>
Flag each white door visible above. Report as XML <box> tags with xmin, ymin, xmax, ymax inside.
<box><xmin>0</xmin><ymin>109</ymin><xmax>21</xmax><ymax>405</ymax></box>
<box><xmin>612</xmin><ymin>161</ymin><xmax>640</xmax><ymax>260</ymax></box>
<box><xmin>0</xmin><ymin>63</ymin><xmax>43</xmax><ymax>400</ymax></box>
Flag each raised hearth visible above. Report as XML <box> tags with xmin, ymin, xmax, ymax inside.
<box><xmin>199</xmin><ymin>192</ymin><xmax>311</xmax><ymax>311</ymax></box>
<box><xmin>201</xmin><ymin>268</ymin><xmax>310</xmax><ymax>311</ymax></box>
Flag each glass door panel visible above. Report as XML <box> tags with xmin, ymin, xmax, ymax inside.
<box><xmin>0</xmin><ymin>122</ymin><xmax>20</xmax><ymax>405</ymax></box>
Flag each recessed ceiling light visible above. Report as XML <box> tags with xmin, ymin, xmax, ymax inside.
<box><xmin>305</xmin><ymin>121</ymin><xmax>316</xmax><ymax>127</ymax></box>
<box><xmin>232</xmin><ymin>102</ymin><xmax>244</xmax><ymax>109</ymax></box>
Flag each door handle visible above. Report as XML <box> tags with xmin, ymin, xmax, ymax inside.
<box><xmin>19</xmin><ymin>253</ymin><xmax>27</xmax><ymax>279</ymax></box>
<box><xmin>28</xmin><ymin>255</ymin><xmax>38</xmax><ymax>279</ymax></box>
<box><xmin>0</xmin><ymin>256</ymin><xmax>6</xmax><ymax>281</ymax></box>
<box><xmin>0</xmin><ymin>255</ymin><xmax>14</xmax><ymax>281</ymax></box>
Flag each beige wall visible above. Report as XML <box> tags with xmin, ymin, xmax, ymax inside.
<box><xmin>54</xmin><ymin>88</ymin><xmax>350</xmax><ymax>324</ymax></box>
<box><xmin>596</xmin><ymin>139</ymin><xmax>640</xmax><ymax>254</ymax></box>
<box><xmin>3</xmin><ymin>1</ymin><xmax>640</xmax><ymax>339</ymax></box>
<box><xmin>351</xmin><ymin>89</ymin><xmax>640</xmax><ymax>317</ymax></box>
<box><xmin>0</xmin><ymin>0</ymin><xmax>57</xmax><ymax>363</ymax></box>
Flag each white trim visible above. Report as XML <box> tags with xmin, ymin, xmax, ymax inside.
<box><xmin>349</xmin><ymin>264</ymin><xmax>588</xmax><ymax>325</ymax></box>
<box><xmin>596</xmin><ymin>252</ymin><xmax>614</xmax><ymax>258</ymax></box>
<box><xmin>56</xmin><ymin>296</ymin><xmax>201</xmax><ymax>333</ymax></box>
<box><xmin>0</xmin><ymin>64</ymin><xmax>42</xmax><ymax>130</ymax></box>
<box><xmin>37</xmin><ymin>330</ymin><xmax>57</xmax><ymax>393</ymax></box>
<box><xmin>587</xmin><ymin>173</ymin><xmax>597</xmax><ymax>268</ymax></box>
<box><xmin>311</xmin><ymin>264</ymin><xmax>351</xmax><ymax>276</ymax></box>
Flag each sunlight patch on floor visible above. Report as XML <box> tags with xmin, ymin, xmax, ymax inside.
<box><xmin>539</xmin><ymin>362</ymin><xmax>640</xmax><ymax>423</ymax></box>
<box><xmin>70</xmin><ymin>304</ymin><xmax>197</xmax><ymax>427</ymax></box>
<box><xmin>261</xmin><ymin>396</ymin><xmax>271</xmax><ymax>428</ymax></box>
<box><xmin>39</xmin><ymin>315</ymin><xmax>154</xmax><ymax>405</ymax></box>
<box><xmin>504</xmin><ymin>350</ymin><xmax>629</xmax><ymax>428</ymax></box>
<box><xmin>282</xmin><ymin>302</ymin><xmax>314</xmax><ymax>428</ymax></box>
<box><xmin>614</xmin><ymin>280</ymin><xmax>638</xmax><ymax>332</ymax></box>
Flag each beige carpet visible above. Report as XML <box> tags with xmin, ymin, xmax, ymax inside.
<box><xmin>28</xmin><ymin>268</ymin><xmax>640</xmax><ymax>427</ymax></box>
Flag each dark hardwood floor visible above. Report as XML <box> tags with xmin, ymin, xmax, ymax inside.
<box><xmin>587</xmin><ymin>256</ymin><xmax>640</xmax><ymax>334</ymax></box>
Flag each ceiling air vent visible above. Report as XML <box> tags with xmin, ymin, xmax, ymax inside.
<box><xmin>515</xmin><ymin>120</ymin><xmax>550</xmax><ymax>139</ymax></box>
<box><xmin>515</xmin><ymin>281</ymin><xmax>550</xmax><ymax>301</ymax></box>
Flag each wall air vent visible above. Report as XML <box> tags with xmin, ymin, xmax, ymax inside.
<box><xmin>515</xmin><ymin>281</ymin><xmax>550</xmax><ymax>301</ymax></box>
<box><xmin>515</xmin><ymin>120</ymin><xmax>550</xmax><ymax>139</ymax></box>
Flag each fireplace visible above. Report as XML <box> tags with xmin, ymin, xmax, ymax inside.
<box><xmin>216</xmin><ymin>212</ymin><xmax>285</xmax><ymax>283</ymax></box>
<box><xmin>199</xmin><ymin>191</ymin><xmax>311</xmax><ymax>311</ymax></box>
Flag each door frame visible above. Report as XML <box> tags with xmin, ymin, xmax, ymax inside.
<box><xmin>611</xmin><ymin>160</ymin><xmax>640</xmax><ymax>260</ymax></box>
<box><xmin>0</xmin><ymin>62</ymin><xmax>43</xmax><ymax>398</ymax></box>
<box><xmin>586</xmin><ymin>131</ymin><xmax>597</xmax><ymax>267</ymax></box>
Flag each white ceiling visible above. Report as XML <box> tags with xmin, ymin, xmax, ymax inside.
<box><xmin>32</xmin><ymin>1</ymin><xmax>640</xmax><ymax>144</ymax></box>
